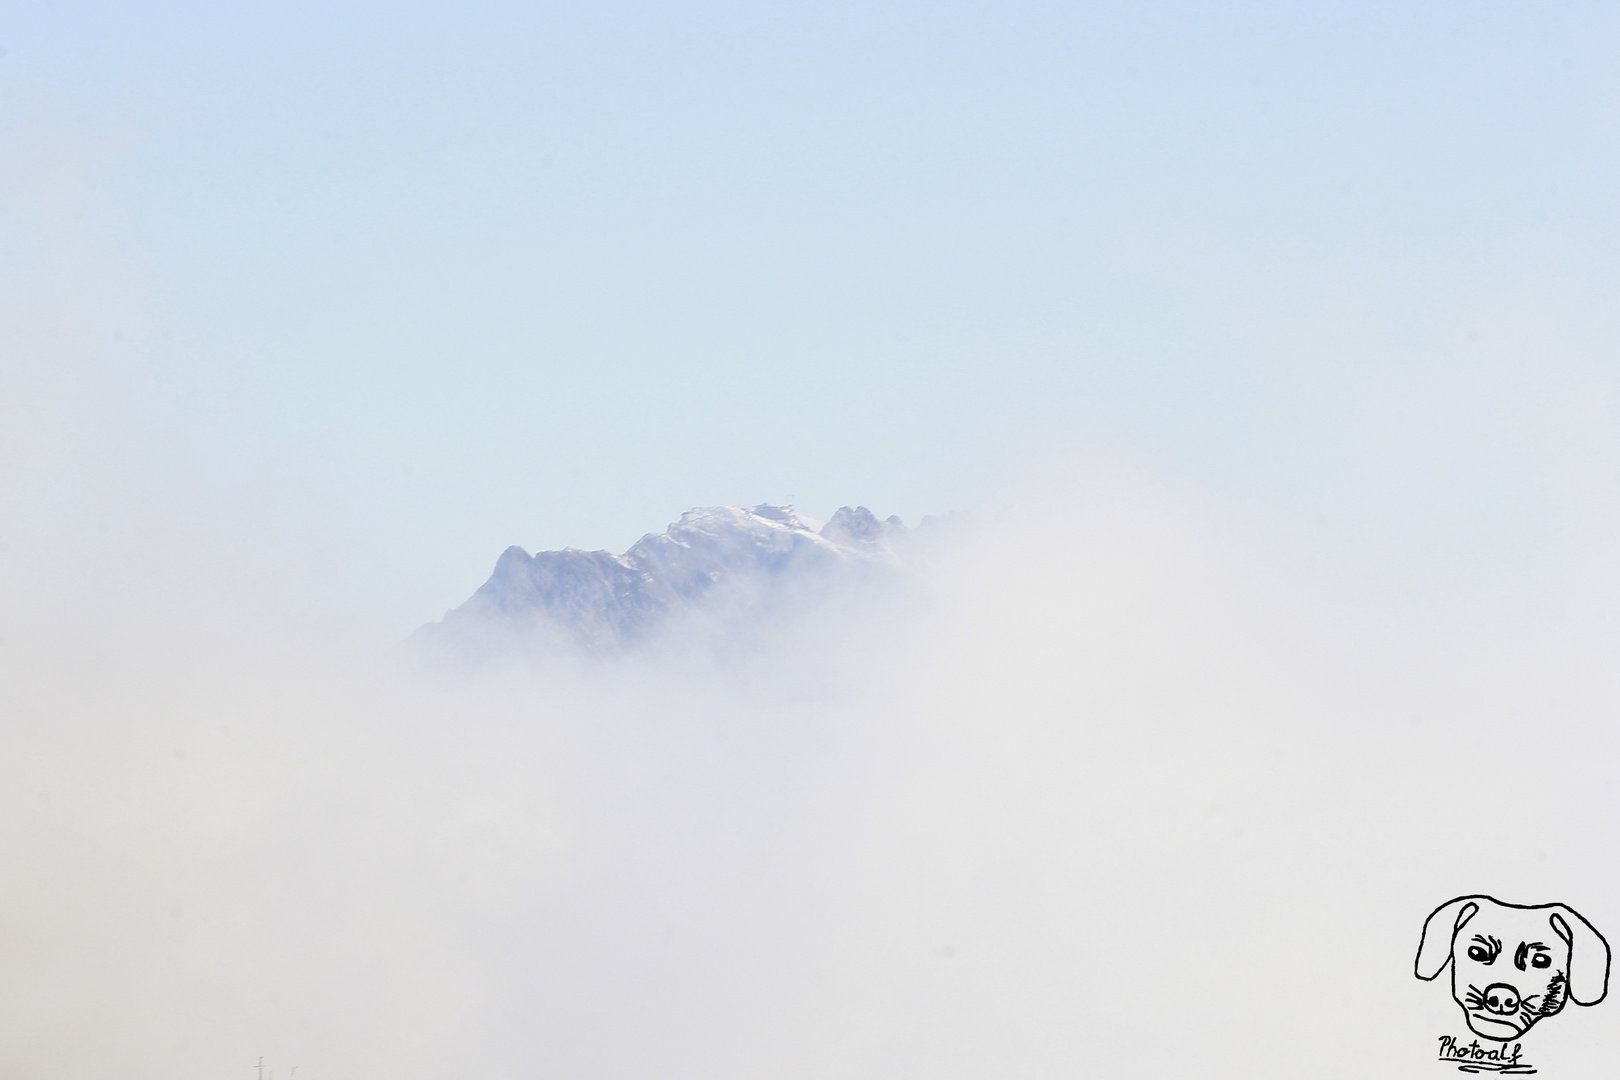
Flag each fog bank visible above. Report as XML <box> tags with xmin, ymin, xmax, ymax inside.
<box><xmin>4</xmin><ymin>453</ymin><xmax>1620</xmax><ymax>1079</ymax></box>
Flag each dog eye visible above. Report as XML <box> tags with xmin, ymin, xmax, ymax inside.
<box><xmin>1467</xmin><ymin>946</ymin><xmax>1492</xmax><ymax>963</ymax></box>
<box><xmin>1531</xmin><ymin>954</ymin><xmax>1550</xmax><ymax>969</ymax></box>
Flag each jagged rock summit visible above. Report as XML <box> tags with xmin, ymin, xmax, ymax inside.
<box><xmin>416</xmin><ymin>504</ymin><xmax>908</xmax><ymax>655</ymax></box>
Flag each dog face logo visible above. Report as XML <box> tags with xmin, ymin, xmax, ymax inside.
<box><xmin>1416</xmin><ymin>895</ymin><xmax>1611</xmax><ymax>1041</ymax></box>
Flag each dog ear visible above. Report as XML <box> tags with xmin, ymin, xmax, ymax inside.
<box><xmin>1416</xmin><ymin>896</ymin><xmax>1481</xmax><ymax>980</ymax></box>
<box><xmin>1550</xmin><ymin>906</ymin><xmax>1611</xmax><ymax>1005</ymax></box>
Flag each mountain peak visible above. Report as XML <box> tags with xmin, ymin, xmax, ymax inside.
<box><xmin>416</xmin><ymin>504</ymin><xmax>912</xmax><ymax>657</ymax></box>
<box><xmin>819</xmin><ymin>505</ymin><xmax>904</xmax><ymax>548</ymax></box>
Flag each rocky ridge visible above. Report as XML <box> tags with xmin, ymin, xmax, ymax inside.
<box><xmin>415</xmin><ymin>504</ymin><xmax>909</xmax><ymax>655</ymax></box>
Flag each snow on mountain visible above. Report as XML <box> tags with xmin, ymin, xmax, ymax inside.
<box><xmin>414</xmin><ymin>504</ymin><xmax>910</xmax><ymax>656</ymax></box>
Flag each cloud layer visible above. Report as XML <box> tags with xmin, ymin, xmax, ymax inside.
<box><xmin>5</xmin><ymin>450</ymin><xmax>1620</xmax><ymax>1079</ymax></box>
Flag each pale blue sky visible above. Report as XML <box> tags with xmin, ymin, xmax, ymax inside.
<box><xmin>6</xmin><ymin>2</ymin><xmax>1620</xmax><ymax>626</ymax></box>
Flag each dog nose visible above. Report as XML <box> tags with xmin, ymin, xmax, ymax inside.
<box><xmin>1483</xmin><ymin>984</ymin><xmax>1520</xmax><ymax>1015</ymax></box>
